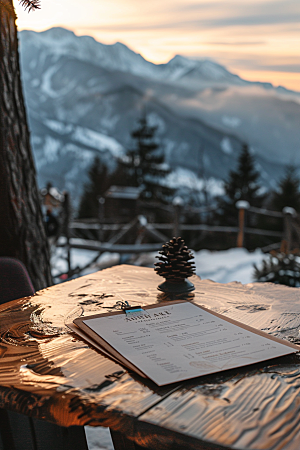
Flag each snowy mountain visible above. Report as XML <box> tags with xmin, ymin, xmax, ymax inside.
<box><xmin>19</xmin><ymin>27</ymin><xmax>300</xmax><ymax>204</ymax></box>
<box><xmin>21</xmin><ymin>27</ymin><xmax>293</xmax><ymax>89</ymax></box>
<box><xmin>20</xmin><ymin>28</ymin><xmax>244</xmax><ymax>84</ymax></box>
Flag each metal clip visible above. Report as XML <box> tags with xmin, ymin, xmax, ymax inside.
<box><xmin>119</xmin><ymin>301</ymin><xmax>144</xmax><ymax>316</ymax></box>
<box><xmin>102</xmin><ymin>301</ymin><xmax>144</xmax><ymax>315</ymax></box>
<box><xmin>102</xmin><ymin>301</ymin><xmax>130</xmax><ymax>311</ymax></box>
<box><xmin>124</xmin><ymin>306</ymin><xmax>144</xmax><ymax>316</ymax></box>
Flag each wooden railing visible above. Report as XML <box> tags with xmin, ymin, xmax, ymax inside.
<box><xmin>53</xmin><ymin>199</ymin><xmax>299</xmax><ymax>280</ymax></box>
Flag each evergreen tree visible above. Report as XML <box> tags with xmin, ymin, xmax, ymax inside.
<box><xmin>78</xmin><ymin>157</ymin><xmax>110</xmax><ymax>219</ymax></box>
<box><xmin>216</xmin><ymin>144</ymin><xmax>264</xmax><ymax>226</ymax></box>
<box><xmin>271</xmin><ymin>166</ymin><xmax>300</xmax><ymax>212</ymax></box>
<box><xmin>253</xmin><ymin>251</ymin><xmax>300</xmax><ymax>287</ymax></box>
<box><xmin>18</xmin><ymin>0</ymin><xmax>41</xmax><ymax>11</ymax></box>
<box><xmin>78</xmin><ymin>156</ymin><xmax>128</xmax><ymax>218</ymax></box>
<box><xmin>124</xmin><ymin>116</ymin><xmax>173</xmax><ymax>203</ymax></box>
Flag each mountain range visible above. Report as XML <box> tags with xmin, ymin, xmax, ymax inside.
<box><xmin>19</xmin><ymin>27</ymin><xmax>300</xmax><ymax>206</ymax></box>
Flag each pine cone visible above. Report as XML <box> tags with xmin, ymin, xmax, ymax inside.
<box><xmin>155</xmin><ymin>237</ymin><xmax>196</xmax><ymax>283</ymax></box>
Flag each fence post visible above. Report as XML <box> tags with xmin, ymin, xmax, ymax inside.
<box><xmin>282</xmin><ymin>206</ymin><xmax>297</xmax><ymax>253</ymax></box>
<box><xmin>236</xmin><ymin>200</ymin><xmax>250</xmax><ymax>248</ymax></box>
<box><xmin>98</xmin><ymin>196</ymin><xmax>105</xmax><ymax>242</ymax></box>
<box><xmin>173</xmin><ymin>196</ymin><xmax>184</xmax><ymax>237</ymax></box>
<box><xmin>63</xmin><ymin>192</ymin><xmax>71</xmax><ymax>277</ymax></box>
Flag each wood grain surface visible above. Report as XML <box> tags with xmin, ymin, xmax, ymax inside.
<box><xmin>1</xmin><ymin>265</ymin><xmax>300</xmax><ymax>449</ymax></box>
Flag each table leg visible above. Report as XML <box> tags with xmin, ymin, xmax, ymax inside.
<box><xmin>0</xmin><ymin>408</ymin><xmax>88</xmax><ymax>450</ymax></box>
<box><xmin>110</xmin><ymin>429</ymin><xmax>145</xmax><ymax>450</ymax></box>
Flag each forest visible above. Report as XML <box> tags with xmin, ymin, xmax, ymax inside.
<box><xmin>76</xmin><ymin>115</ymin><xmax>300</xmax><ymax>250</ymax></box>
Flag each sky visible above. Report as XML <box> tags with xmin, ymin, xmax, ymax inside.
<box><xmin>13</xmin><ymin>0</ymin><xmax>300</xmax><ymax>92</ymax></box>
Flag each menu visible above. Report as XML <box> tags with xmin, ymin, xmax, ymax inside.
<box><xmin>73</xmin><ymin>301</ymin><xmax>298</xmax><ymax>386</ymax></box>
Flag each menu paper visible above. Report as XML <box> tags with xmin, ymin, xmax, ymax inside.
<box><xmin>78</xmin><ymin>302</ymin><xmax>298</xmax><ymax>386</ymax></box>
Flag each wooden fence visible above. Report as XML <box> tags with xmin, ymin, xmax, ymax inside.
<box><xmin>53</xmin><ymin>200</ymin><xmax>300</xmax><ymax>280</ymax></box>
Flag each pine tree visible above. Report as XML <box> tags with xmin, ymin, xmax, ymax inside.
<box><xmin>253</xmin><ymin>250</ymin><xmax>300</xmax><ymax>287</ymax></box>
<box><xmin>78</xmin><ymin>156</ymin><xmax>110</xmax><ymax>219</ymax></box>
<box><xmin>216</xmin><ymin>144</ymin><xmax>264</xmax><ymax>226</ymax></box>
<box><xmin>78</xmin><ymin>156</ymin><xmax>129</xmax><ymax>218</ymax></box>
<box><xmin>124</xmin><ymin>116</ymin><xmax>173</xmax><ymax>203</ymax></box>
<box><xmin>271</xmin><ymin>166</ymin><xmax>300</xmax><ymax>212</ymax></box>
<box><xmin>18</xmin><ymin>0</ymin><xmax>40</xmax><ymax>11</ymax></box>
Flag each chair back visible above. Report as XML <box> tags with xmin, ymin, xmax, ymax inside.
<box><xmin>0</xmin><ymin>257</ymin><xmax>35</xmax><ymax>304</ymax></box>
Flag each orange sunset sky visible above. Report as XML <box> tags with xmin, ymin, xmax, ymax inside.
<box><xmin>13</xmin><ymin>0</ymin><xmax>300</xmax><ymax>92</ymax></box>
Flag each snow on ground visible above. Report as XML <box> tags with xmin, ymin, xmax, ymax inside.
<box><xmin>52</xmin><ymin>246</ymin><xmax>266</xmax><ymax>285</ymax></box>
<box><xmin>194</xmin><ymin>247</ymin><xmax>265</xmax><ymax>284</ymax></box>
<box><xmin>50</xmin><ymin>245</ymin><xmax>120</xmax><ymax>280</ymax></box>
<box><xmin>51</xmin><ymin>246</ymin><xmax>266</xmax><ymax>449</ymax></box>
<box><xmin>73</xmin><ymin>126</ymin><xmax>125</xmax><ymax>158</ymax></box>
<box><xmin>165</xmin><ymin>167</ymin><xmax>224</xmax><ymax>197</ymax></box>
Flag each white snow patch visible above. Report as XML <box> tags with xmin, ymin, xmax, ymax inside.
<box><xmin>222</xmin><ymin>115</ymin><xmax>241</xmax><ymax>128</ymax></box>
<box><xmin>73</xmin><ymin>127</ymin><xmax>125</xmax><ymax>157</ymax></box>
<box><xmin>45</xmin><ymin>119</ymin><xmax>74</xmax><ymax>135</ymax></box>
<box><xmin>220</xmin><ymin>137</ymin><xmax>233</xmax><ymax>154</ymax></box>
<box><xmin>166</xmin><ymin>167</ymin><xmax>224</xmax><ymax>196</ymax></box>
<box><xmin>61</xmin><ymin>144</ymin><xmax>91</xmax><ymax>161</ymax></box>
<box><xmin>49</xmin><ymin>187</ymin><xmax>64</xmax><ymax>202</ymax></box>
<box><xmin>51</xmin><ymin>246</ymin><xmax>120</xmax><ymax>278</ymax></box>
<box><xmin>147</xmin><ymin>113</ymin><xmax>166</xmax><ymax>134</ymax></box>
<box><xmin>205</xmin><ymin>177</ymin><xmax>224</xmax><ymax>197</ymax></box>
<box><xmin>130</xmin><ymin>247</ymin><xmax>265</xmax><ymax>285</ymax></box>
<box><xmin>51</xmin><ymin>246</ymin><xmax>267</xmax><ymax>288</ymax></box>
<box><xmin>194</xmin><ymin>248</ymin><xmax>265</xmax><ymax>284</ymax></box>
<box><xmin>166</xmin><ymin>167</ymin><xmax>202</xmax><ymax>190</ymax></box>
<box><xmin>41</xmin><ymin>64</ymin><xmax>76</xmax><ymax>98</ymax></box>
<box><xmin>43</xmin><ymin>136</ymin><xmax>61</xmax><ymax>162</ymax></box>
<box><xmin>40</xmin><ymin>65</ymin><xmax>59</xmax><ymax>98</ymax></box>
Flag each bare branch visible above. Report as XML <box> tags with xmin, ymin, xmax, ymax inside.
<box><xmin>19</xmin><ymin>0</ymin><xmax>41</xmax><ymax>12</ymax></box>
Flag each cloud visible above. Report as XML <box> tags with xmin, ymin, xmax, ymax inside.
<box><xmin>252</xmin><ymin>64</ymin><xmax>300</xmax><ymax>73</ymax></box>
<box><xmin>174</xmin><ymin>2</ymin><xmax>225</xmax><ymax>12</ymax></box>
<box><xmin>212</xmin><ymin>13</ymin><xmax>300</xmax><ymax>27</ymax></box>
<box><xmin>251</xmin><ymin>0</ymin><xmax>300</xmax><ymax>16</ymax></box>
<box><xmin>206</xmin><ymin>41</ymin><xmax>266</xmax><ymax>46</ymax></box>
<box><xmin>174</xmin><ymin>0</ymin><xmax>300</xmax><ymax>16</ymax></box>
<box><xmin>169</xmin><ymin>0</ymin><xmax>300</xmax><ymax>28</ymax></box>
<box><xmin>81</xmin><ymin>14</ymin><xmax>300</xmax><ymax>33</ymax></box>
<box><xmin>80</xmin><ymin>23</ymin><xmax>173</xmax><ymax>31</ymax></box>
<box><xmin>217</xmin><ymin>55</ymin><xmax>300</xmax><ymax>74</ymax></box>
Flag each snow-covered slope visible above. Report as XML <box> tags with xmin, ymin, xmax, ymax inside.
<box><xmin>20</xmin><ymin>28</ymin><xmax>246</xmax><ymax>85</ymax></box>
<box><xmin>21</xmin><ymin>28</ymin><xmax>160</xmax><ymax>79</ymax></box>
<box><xmin>159</xmin><ymin>54</ymin><xmax>246</xmax><ymax>85</ymax></box>
<box><xmin>18</xmin><ymin>28</ymin><xmax>300</xmax><ymax>202</ymax></box>
<box><xmin>21</xmin><ymin>27</ymin><xmax>300</xmax><ymax>94</ymax></box>
<box><xmin>52</xmin><ymin>245</ymin><xmax>266</xmax><ymax>289</ymax></box>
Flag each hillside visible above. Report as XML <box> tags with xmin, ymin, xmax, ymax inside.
<box><xmin>19</xmin><ymin>27</ymin><xmax>300</xmax><ymax>203</ymax></box>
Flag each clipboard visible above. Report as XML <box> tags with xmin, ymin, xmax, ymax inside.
<box><xmin>68</xmin><ymin>301</ymin><xmax>186</xmax><ymax>378</ymax></box>
<box><xmin>70</xmin><ymin>300</ymin><xmax>299</xmax><ymax>386</ymax></box>
<box><xmin>67</xmin><ymin>321</ymin><xmax>147</xmax><ymax>377</ymax></box>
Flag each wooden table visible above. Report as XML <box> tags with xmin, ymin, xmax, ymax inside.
<box><xmin>1</xmin><ymin>265</ymin><xmax>300</xmax><ymax>450</ymax></box>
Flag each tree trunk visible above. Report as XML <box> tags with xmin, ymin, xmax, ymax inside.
<box><xmin>0</xmin><ymin>0</ymin><xmax>52</xmax><ymax>290</ymax></box>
